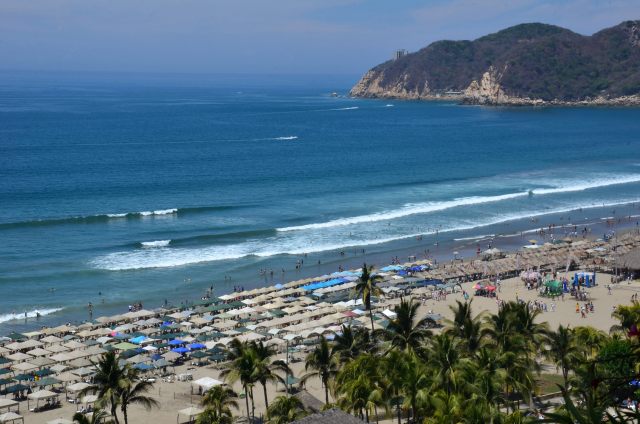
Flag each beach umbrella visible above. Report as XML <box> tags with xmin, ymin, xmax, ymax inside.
<box><xmin>190</xmin><ymin>351</ymin><xmax>208</xmax><ymax>359</ymax></box>
<box><xmin>5</xmin><ymin>383</ymin><xmax>29</xmax><ymax>394</ymax></box>
<box><xmin>133</xmin><ymin>363</ymin><xmax>153</xmax><ymax>371</ymax></box>
<box><xmin>35</xmin><ymin>368</ymin><xmax>53</xmax><ymax>377</ymax></box>
<box><xmin>168</xmin><ymin>339</ymin><xmax>184</xmax><ymax>346</ymax></box>
<box><xmin>187</xmin><ymin>343</ymin><xmax>205</xmax><ymax>350</ymax></box>
<box><xmin>152</xmin><ymin>359</ymin><xmax>168</xmax><ymax>368</ymax></box>
<box><xmin>36</xmin><ymin>376</ymin><xmax>60</xmax><ymax>387</ymax></box>
<box><xmin>171</xmin><ymin>347</ymin><xmax>190</xmax><ymax>354</ymax></box>
<box><xmin>12</xmin><ymin>373</ymin><xmax>32</xmax><ymax>381</ymax></box>
<box><xmin>129</xmin><ymin>336</ymin><xmax>146</xmax><ymax>344</ymax></box>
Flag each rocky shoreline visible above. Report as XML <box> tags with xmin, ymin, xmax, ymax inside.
<box><xmin>350</xmin><ymin>67</ymin><xmax>640</xmax><ymax>107</ymax></box>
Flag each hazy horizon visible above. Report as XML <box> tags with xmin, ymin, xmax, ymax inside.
<box><xmin>0</xmin><ymin>0</ymin><xmax>638</xmax><ymax>76</ymax></box>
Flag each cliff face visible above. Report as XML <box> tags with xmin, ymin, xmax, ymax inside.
<box><xmin>350</xmin><ymin>21</ymin><xmax>640</xmax><ymax>105</ymax></box>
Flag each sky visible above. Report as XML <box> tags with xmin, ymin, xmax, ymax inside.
<box><xmin>0</xmin><ymin>0</ymin><xmax>638</xmax><ymax>76</ymax></box>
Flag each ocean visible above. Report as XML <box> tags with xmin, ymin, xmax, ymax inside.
<box><xmin>2</xmin><ymin>72</ymin><xmax>640</xmax><ymax>332</ymax></box>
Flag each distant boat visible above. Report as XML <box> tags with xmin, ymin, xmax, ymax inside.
<box><xmin>330</xmin><ymin>92</ymin><xmax>339</xmax><ymax>97</ymax></box>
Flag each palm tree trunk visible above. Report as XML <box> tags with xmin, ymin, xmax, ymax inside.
<box><xmin>365</xmin><ymin>408</ymin><xmax>369</xmax><ymax>423</ymax></box>
<box><xmin>323</xmin><ymin>377</ymin><xmax>329</xmax><ymax>404</ymax></box>
<box><xmin>369</xmin><ymin>309</ymin><xmax>375</xmax><ymax>334</ymax></box>
<box><xmin>262</xmin><ymin>383</ymin><xmax>270</xmax><ymax>413</ymax></box>
<box><xmin>244</xmin><ymin>384</ymin><xmax>250</xmax><ymax>419</ymax></box>
<box><xmin>250</xmin><ymin>386</ymin><xmax>255</xmax><ymax>422</ymax></box>
<box><xmin>122</xmin><ymin>404</ymin><xmax>128</xmax><ymax>424</ymax></box>
<box><xmin>111</xmin><ymin>399</ymin><xmax>120</xmax><ymax>424</ymax></box>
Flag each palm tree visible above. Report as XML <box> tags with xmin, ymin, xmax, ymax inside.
<box><xmin>72</xmin><ymin>409</ymin><xmax>112</xmax><ymax>424</ymax></box>
<box><xmin>426</xmin><ymin>333</ymin><xmax>466</xmax><ymax>396</ymax></box>
<box><xmin>395</xmin><ymin>352</ymin><xmax>430</xmax><ymax>423</ymax></box>
<box><xmin>573</xmin><ymin>326</ymin><xmax>608</xmax><ymax>359</ymax></box>
<box><xmin>196</xmin><ymin>408</ymin><xmax>233</xmax><ymax>424</ymax></box>
<box><xmin>267</xmin><ymin>395</ymin><xmax>306</xmax><ymax>424</ymax></box>
<box><xmin>117</xmin><ymin>366</ymin><xmax>159</xmax><ymax>424</ymax></box>
<box><xmin>546</xmin><ymin>324</ymin><xmax>581</xmax><ymax>387</ymax></box>
<box><xmin>301</xmin><ymin>338</ymin><xmax>339</xmax><ymax>405</ymax></box>
<box><xmin>252</xmin><ymin>341</ymin><xmax>290</xmax><ymax>412</ymax></box>
<box><xmin>334</xmin><ymin>354</ymin><xmax>386</xmax><ymax>423</ymax></box>
<box><xmin>199</xmin><ymin>385</ymin><xmax>238</xmax><ymax>424</ymax></box>
<box><xmin>332</xmin><ymin>325</ymin><xmax>372</xmax><ymax>364</ymax></box>
<box><xmin>445</xmin><ymin>300</ymin><xmax>485</xmax><ymax>353</ymax></box>
<box><xmin>79</xmin><ymin>351</ymin><xmax>125</xmax><ymax>424</ymax></box>
<box><xmin>220</xmin><ymin>339</ymin><xmax>257</xmax><ymax>420</ymax></box>
<box><xmin>610</xmin><ymin>301</ymin><xmax>640</xmax><ymax>334</ymax></box>
<box><xmin>354</xmin><ymin>263</ymin><xmax>383</xmax><ymax>333</ymax></box>
<box><xmin>384</xmin><ymin>297</ymin><xmax>432</xmax><ymax>353</ymax></box>
<box><xmin>468</xmin><ymin>347</ymin><xmax>506</xmax><ymax>411</ymax></box>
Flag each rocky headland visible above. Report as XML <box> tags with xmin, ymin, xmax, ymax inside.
<box><xmin>350</xmin><ymin>21</ymin><xmax>640</xmax><ymax>106</ymax></box>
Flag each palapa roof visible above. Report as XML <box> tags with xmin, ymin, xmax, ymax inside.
<box><xmin>618</xmin><ymin>247</ymin><xmax>640</xmax><ymax>270</ymax></box>
<box><xmin>291</xmin><ymin>409</ymin><xmax>365</xmax><ymax>424</ymax></box>
<box><xmin>294</xmin><ymin>390</ymin><xmax>324</xmax><ymax>413</ymax></box>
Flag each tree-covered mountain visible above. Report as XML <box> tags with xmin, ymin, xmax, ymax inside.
<box><xmin>350</xmin><ymin>21</ymin><xmax>640</xmax><ymax>105</ymax></box>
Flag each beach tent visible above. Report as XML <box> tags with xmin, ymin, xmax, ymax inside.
<box><xmin>192</xmin><ymin>377</ymin><xmax>223</xmax><ymax>393</ymax></box>
<box><xmin>574</xmin><ymin>272</ymin><xmax>596</xmax><ymax>287</ymax></box>
<box><xmin>0</xmin><ymin>399</ymin><xmax>18</xmax><ymax>413</ymax></box>
<box><xmin>177</xmin><ymin>406</ymin><xmax>204</xmax><ymax>423</ymax></box>
<box><xmin>0</xmin><ymin>412</ymin><xmax>23</xmax><ymax>424</ymax></box>
<box><xmin>381</xmin><ymin>309</ymin><xmax>397</xmax><ymax>319</ymax></box>
<box><xmin>27</xmin><ymin>389</ymin><xmax>58</xmax><ymax>411</ymax></box>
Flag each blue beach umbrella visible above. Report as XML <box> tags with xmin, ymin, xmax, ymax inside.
<box><xmin>168</xmin><ymin>339</ymin><xmax>184</xmax><ymax>346</ymax></box>
<box><xmin>134</xmin><ymin>363</ymin><xmax>153</xmax><ymax>371</ymax></box>
<box><xmin>171</xmin><ymin>347</ymin><xmax>190</xmax><ymax>354</ymax></box>
<box><xmin>187</xmin><ymin>343</ymin><xmax>205</xmax><ymax>350</ymax></box>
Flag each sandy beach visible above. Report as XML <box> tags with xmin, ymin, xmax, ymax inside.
<box><xmin>2</xmin><ymin>231</ymin><xmax>640</xmax><ymax>424</ymax></box>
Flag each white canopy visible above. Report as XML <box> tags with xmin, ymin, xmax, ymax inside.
<box><xmin>28</xmin><ymin>390</ymin><xmax>57</xmax><ymax>400</ymax></box>
<box><xmin>382</xmin><ymin>309</ymin><xmax>397</xmax><ymax>319</ymax></box>
<box><xmin>66</xmin><ymin>382</ymin><xmax>90</xmax><ymax>393</ymax></box>
<box><xmin>177</xmin><ymin>406</ymin><xmax>204</xmax><ymax>418</ymax></box>
<box><xmin>0</xmin><ymin>412</ymin><xmax>23</xmax><ymax>423</ymax></box>
<box><xmin>192</xmin><ymin>377</ymin><xmax>223</xmax><ymax>392</ymax></box>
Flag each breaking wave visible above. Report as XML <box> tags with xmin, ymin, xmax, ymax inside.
<box><xmin>0</xmin><ymin>308</ymin><xmax>63</xmax><ymax>324</ymax></box>
<box><xmin>140</xmin><ymin>240</ymin><xmax>171</xmax><ymax>248</ymax></box>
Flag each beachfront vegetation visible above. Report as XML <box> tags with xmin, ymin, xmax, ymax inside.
<box><xmin>197</xmin><ymin>385</ymin><xmax>238</xmax><ymax>424</ymax></box>
<box><xmin>78</xmin><ymin>351</ymin><xmax>158</xmax><ymax>424</ymax></box>
<box><xmin>213</xmin><ymin>298</ymin><xmax>640</xmax><ymax>423</ymax></box>
<box><xmin>220</xmin><ymin>339</ymin><xmax>292</xmax><ymax>421</ymax></box>
<box><xmin>266</xmin><ymin>395</ymin><xmax>307</xmax><ymax>424</ymax></box>
<box><xmin>75</xmin><ymin>297</ymin><xmax>640</xmax><ymax>423</ymax></box>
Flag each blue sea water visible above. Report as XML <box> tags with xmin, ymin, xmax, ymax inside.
<box><xmin>2</xmin><ymin>72</ymin><xmax>640</xmax><ymax>331</ymax></box>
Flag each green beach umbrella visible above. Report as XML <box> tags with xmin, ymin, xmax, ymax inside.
<box><xmin>7</xmin><ymin>332</ymin><xmax>25</xmax><ymax>341</ymax></box>
<box><xmin>35</xmin><ymin>368</ymin><xmax>53</xmax><ymax>377</ymax></box>
<box><xmin>36</xmin><ymin>376</ymin><xmax>60</xmax><ymax>386</ymax></box>
<box><xmin>113</xmin><ymin>342</ymin><xmax>138</xmax><ymax>351</ymax></box>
